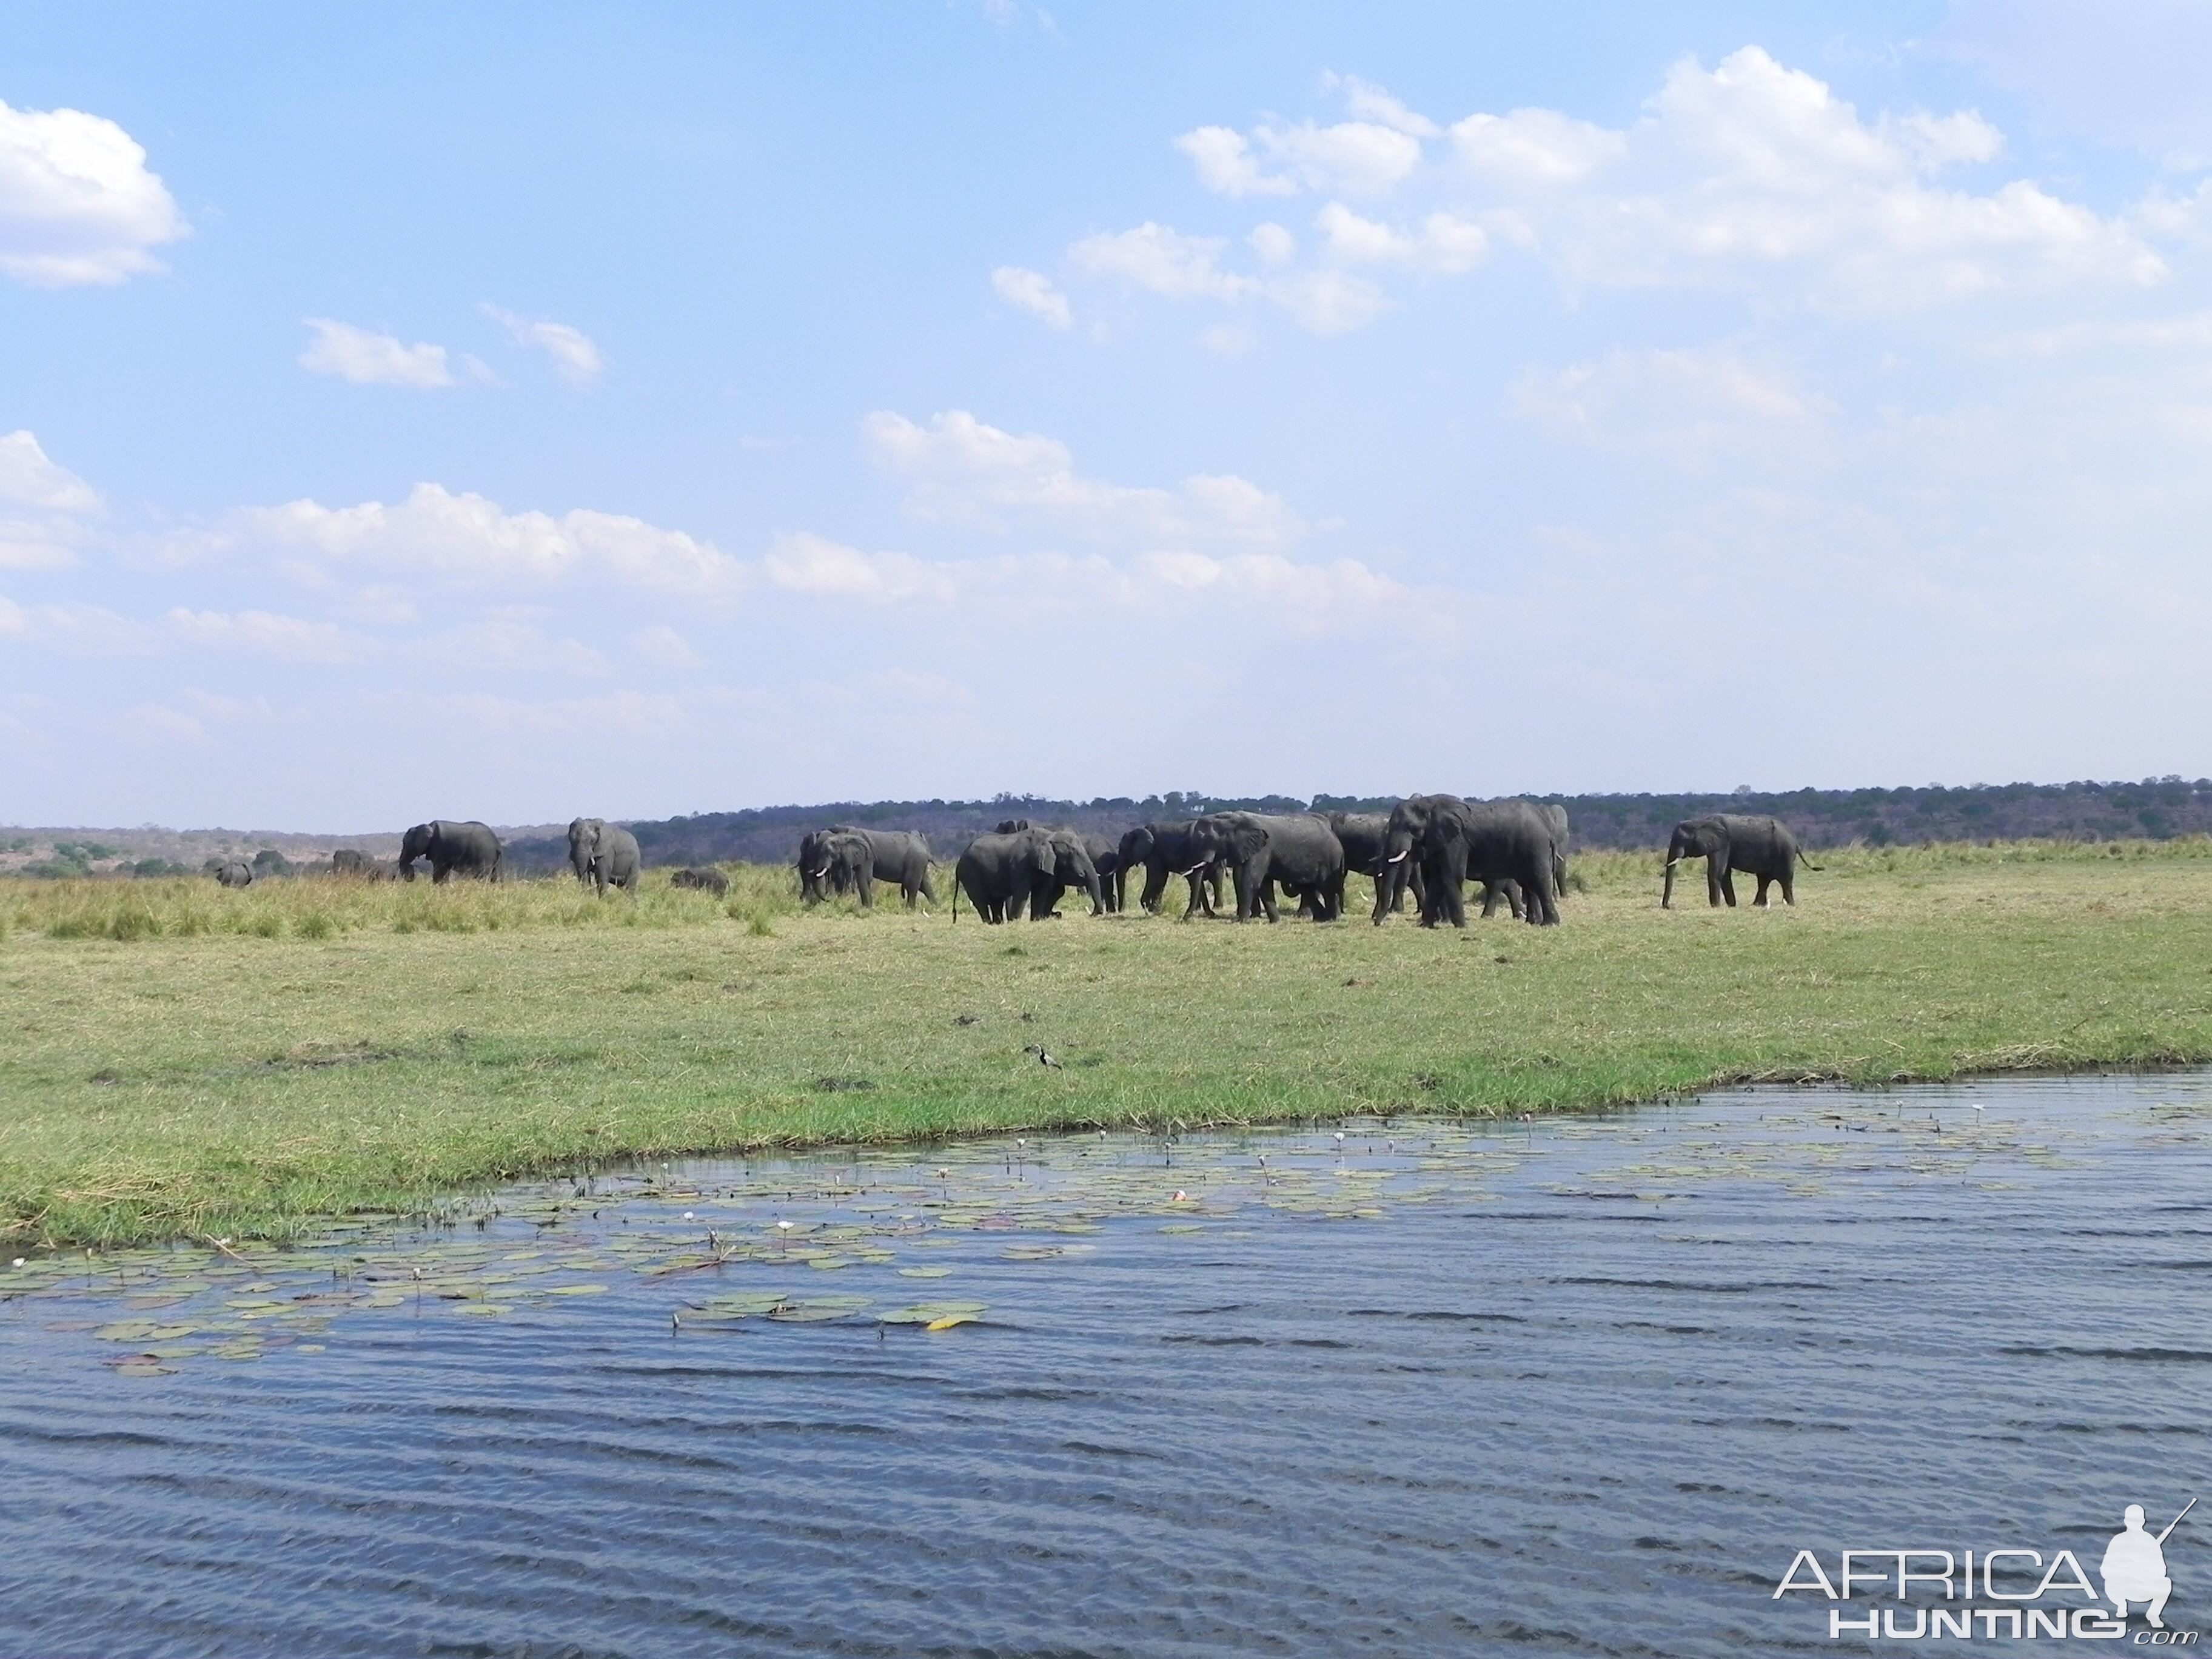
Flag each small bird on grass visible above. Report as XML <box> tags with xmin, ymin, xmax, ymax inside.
<box><xmin>1022</xmin><ymin>1045</ymin><xmax>1062</xmax><ymax>1069</ymax></box>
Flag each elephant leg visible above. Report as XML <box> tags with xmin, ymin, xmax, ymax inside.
<box><xmin>1754</xmin><ymin>874</ymin><xmax>1773</xmax><ymax>907</ymax></box>
<box><xmin>1707</xmin><ymin>862</ymin><xmax>1727</xmax><ymax>907</ymax></box>
<box><xmin>1720</xmin><ymin>867</ymin><xmax>1738</xmax><ymax>907</ymax></box>
<box><xmin>1780</xmin><ymin>870</ymin><xmax>1795</xmax><ymax>905</ymax></box>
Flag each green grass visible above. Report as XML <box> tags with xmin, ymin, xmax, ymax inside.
<box><xmin>4</xmin><ymin>840</ymin><xmax>2211</xmax><ymax>1247</ymax></box>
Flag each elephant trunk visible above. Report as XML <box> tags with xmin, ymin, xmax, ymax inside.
<box><xmin>1661</xmin><ymin>853</ymin><xmax>1680</xmax><ymax>909</ymax></box>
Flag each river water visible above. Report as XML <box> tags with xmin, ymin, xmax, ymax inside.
<box><xmin>2</xmin><ymin>1071</ymin><xmax>2208</xmax><ymax>1658</ymax></box>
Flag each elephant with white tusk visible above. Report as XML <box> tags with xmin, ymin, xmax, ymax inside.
<box><xmin>1187</xmin><ymin>812</ymin><xmax>1348</xmax><ymax>923</ymax></box>
<box><xmin>1116</xmin><ymin>821</ymin><xmax>1225</xmax><ymax>917</ymax></box>
<box><xmin>1377</xmin><ymin>796</ymin><xmax>1560</xmax><ymax>927</ymax></box>
<box><xmin>567</xmin><ymin>817</ymin><xmax>640</xmax><ymax>896</ymax></box>
<box><xmin>1661</xmin><ymin>814</ymin><xmax>1814</xmax><ymax>908</ymax></box>
<box><xmin>797</xmin><ymin>825</ymin><xmax>934</xmax><ymax>907</ymax></box>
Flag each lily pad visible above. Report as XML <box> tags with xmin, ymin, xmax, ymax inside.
<box><xmin>896</xmin><ymin>1266</ymin><xmax>953</xmax><ymax>1278</ymax></box>
<box><xmin>877</xmin><ymin>1301</ymin><xmax>987</xmax><ymax>1325</ymax></box>
<box><xmin>545</xmin><ymin>1283</ymin><xmax>609</xmax><ymax>1296</ymax></box>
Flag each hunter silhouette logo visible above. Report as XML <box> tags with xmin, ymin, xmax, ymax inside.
<box><xmin>1774</xmin><ymin>1497</ymin><xmax>2197</xmax><ymax>1641</ymax></box>
<box><xmin>2105</xmin><ymin>1500</ymin><xmax>2193</xmax><ymax>1630</ymax></box>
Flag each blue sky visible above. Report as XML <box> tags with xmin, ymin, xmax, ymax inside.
<box><xmin>5</xmin><ymin>1</ymin><xmax>2212</xmax><ymax>829</ymax></box>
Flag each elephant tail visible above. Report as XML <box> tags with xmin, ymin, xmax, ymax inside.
<box><xmin>949</xmin><ymin>864</ymin><xmax>962</xmax><ymax>922</ymax></box>
<box><xmin>1797</xmin><ymin>848</ymin><xmax>1823</xmax><ymax>871</ymax></box>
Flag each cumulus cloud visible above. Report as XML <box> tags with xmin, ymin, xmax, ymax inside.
<box><xmin>1136</xmin><ymin>550</ymin><xmax>1407</xmax><ymax>631</ymax></box>
<box><xmin>1069</xmin><ymin>223</ymin><xmax>1255</xmax><ymax>300</ymax></box>
<box><xmin>1175</xmin><ymin>116</ymin><xmax>1427</xmax><ymax>198</ymax></box>
<box><xmin>0</xmin><ymin>430</ymin><xmax>99</xmax><ymax>571</ymax></box>
<box><xmin>0</xmin><ymin>98</ymin><xmax>188</xmax><ymax>287</ymax></box>
<box><xmin>298</xmin><ymin>319</ymin><xmax>455</xmax><ymax>387</ymax></box>
<box><xmin>480</xmin><ymin>304</ymin><xmax>604</xmax><ymax>384</ymax></box>
<box><xmin>230</xmin><ymin>483</ymin><xmax>746</xmax><ymax>594</ymax></box>
<box><xmin>762</xmin><ymin>533</ymin><xmax>957</xmax><ymax>603</ymax></box>
<box><xmin>862</xmin><ymin>409</ymin><xmax>1304</xmax><ymax>545</ymax></box>
<box><xmin>991</xmin><ymin>265</ymin><xmax>1071</xmax><ymax>327</ymax></box>
<box><xmin>1067</xmin><ymin>51</ymin><xmax>2167</xmax><ymax>337</ymax></box>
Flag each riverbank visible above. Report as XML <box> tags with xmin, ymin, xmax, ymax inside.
<box><xmin>4</xmin><ymin>839</ymin><xmax>2209</xmax><ymax>1247</ymax></box>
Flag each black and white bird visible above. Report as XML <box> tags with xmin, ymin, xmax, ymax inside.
<box><xmin>1022</xmin><ymin>1045</ymin><xmax>1062</xmax><ymax>1069</ymax></box>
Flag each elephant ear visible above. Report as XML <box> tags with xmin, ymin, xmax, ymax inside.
<box><xmin>1031</xmin><ymin>834</ymin><xmax>1058</xmax><ymax>875</ymax></box>
<box><xmin>1232</xmin><ymin>822</ymin><xmax>1268</xmax><ymax>858</ymax></box>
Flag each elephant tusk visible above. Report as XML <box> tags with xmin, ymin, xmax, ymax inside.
<box><xmin>1386</xmin><ymin>850</ymin><xmax>1409</xmax><ymax>863</ymax></box>
<box><xmin>1664</xmin><ymin>857</ymin><xmax>1679</xmax><ymax>866</ymax></box>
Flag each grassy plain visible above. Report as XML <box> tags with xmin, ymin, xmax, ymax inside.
<box><xmin>4</xmin><ymin>839</ymin><xmax>2211</xmax><ymax>1247</ymax></box>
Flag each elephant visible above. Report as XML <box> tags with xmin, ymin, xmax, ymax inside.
<box><xmin>400</xmin><ymin>820</ymin><xmax>503</xmax><ymax>883</ymax></box>
<box><xmin>1024</xmin><ymin>828</ymin><xmax>1105</xmax><ymax>919</ymax></box>
<box><xmin>1329</xmin><ymin>811</ymin><xmax>1421</xmax><ymax>917</ymax></box>
<box><xmin>330</xmin><ymin>848</ymin><xmax>372</xmax><ymax>877</ymax></box>
<box><xmin>567</xmin><ymin>817</ymin><xmax>640</xmax><ymax>896</ymax></box>
<box><xmin>1474</xmin><ymin>805</ymin><xmax>1572</xmax><ymax>920</ymax></box>
<box><xmin>807</xmin><ymin>831</ymin><xmax>876</xmax><ymax>908</ymax></box>
<box><xmin>212</xmin><ymin>859</ymin><xmax>253</xmax><ymax>888</ymax></box>
<box><xmin>1082</xmin><ymin>834</ymin><xmax>1122</xmax><ymax>915</ymax></box>
<box><xmin>1377</xmin><ymin>796</ymin><xmax>1559</xmax><ymax>927</ymax></box>
<box><xmin>953</xmin><ymin>828</ymin><xmax>1059</xmax><ymax>923</ymax></box>
<box><xmin>1188</xmin><ymin>812</ymin><xmax>1347</xmax><ymax>922</ymax></box>
<box><xmin>1118</xmin><ymin>822</ymin><xmax>1226</xmax><ymax>918</ymax></box>
<box><xmin>800</xmin><ymin>826</ymin><xmax>934</xmax><ymax>907</ymax></box>
<box><xmin>670</xmin><ymin>866</ymin><xmax>729</xmax><ymax>898</ymax></box>
<box><xmin>1662</xmin><ymin>814</ymin><xmax>1814</xmax><ymax>908</ymax></box>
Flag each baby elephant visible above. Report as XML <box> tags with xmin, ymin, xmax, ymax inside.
<box><xmin>670</xmin><ymin>866</ymin><xmax>729</xmax><ymax>898</ymax></box>
<box><xmin>212</xmin><ymin>859</ymin><xmax>253</xmax><ymax>888</ymax></box>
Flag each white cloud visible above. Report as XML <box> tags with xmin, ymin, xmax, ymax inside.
<box><xmin>862</xmin><ymin>409</ymin><xmax>1304</xmax><ymax>545</ymax></box>
<box><xmin>1451</xmin><ymin>108</ymin><xmax>1627</xmax><ymax>186</ymax></box>
<box><xmin>230</xmin><ymin>483</ymin><xmax>748</xmax><ymax>595</ymax></box>
<box><xmin>1069</xmin><ymin>223</ymin><xmax>1255</xmax><ymax>300</ymax></box>
<box><xmin>1327</xmin><ymin>74</ymin><xmax>1441</xmax><ymax>139</ymax></box>
<box><xmin>1315</xmin><ymin>204</ymin><xmax>1487</xmax><ymax>272</ymax></box>
<box><xmin>632</xmin><ymin>625</ymin><xmax>699</xmax><ymax>666</ymax></box>
<box><xmin>0</xmin><ymin>431</ymin><xmax>99</xmax><ymax>512</ymax></box>
<box><xmin>480</xmin><ymin>304</ymin><xmax>604</xmax><ymax>384</ymax></box>
<box><xmin>762</xmin><ymin>533</ymin><xmax>956</xmax><ymax>603</ymax></box>
<box><xmin>299</xmin><ymin>319</ymin><xmax>455</xmax><ymax>388</ymax></box>
<box><xmin>0</xmin><ymin>98</ymin><xmax>187</xmax><ymax>287</ymax></box>
<box><xmin>1490</xmin><ymin>47</ymin><xmax>2165</xmax><ymax>308</ymax></box>
<box><xmin>0</xmin><ymin>431</ymin><xmax>99</xmax><ymax>570</ymax></box>
<box><xmin>990</xmin><ymin>264</ymin><xmax>1071</xmax><ymax>328</ymax></box>
<box><xmin>1176</xmin><ymin>116</ymin><xmax>1426</xmax><ymax>199</ymax></box>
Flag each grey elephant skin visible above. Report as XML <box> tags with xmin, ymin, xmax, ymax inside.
<box><xmin>1379</xmin><ymin>796</ymin><xmax>1560</xmax><ymax>927</ymax></box>
<box><xmin>568</xmin><ymin>818</ymin><xmax>641</xmax><ymax>896</ymax></box>
<box><xmin>808</xmin><ymin>831</ymin><xmax>876</xmax><ymax>907</ymax></box>
<box><xmin>1662</xmin><ymin>814</ymin><xmax>1812</xmax><ymax>908</ymax></box>
<box><xmin>799</xmin><ymin>826</ymin><xmax>935</xmax><ymax>907</ymax></box>
<box><xmin>400</xmin><ymin>820</ymin><xmax>503</xmax><ymax>883</ymax></box>
<box><xmin>1000</xmin><ymin>823</ymin><xmax>1102</xmax><ymax>919</ymax></box>
<box><xmin>670</xmin><ymin>866</ymin><xmax>729</xmax><ymax>898</ymax></box>
<box><xmin>211</xmin><ymin>859</ymin><xmax>253</xmax><ymax>888</ymax></box>
<box><xmin>329</xmin><ymin>848</ymin><xmax>393</xmax><ymax>881</ymax></box>
<box><xmin>953</xmin><ymin>828</ymin><xmax>1059</xmax><ymax>923</ymax></box>
<box><xmin>1191</xmin><ymin>813</ymin><xmax>1348</xmax><ymax>922</ymax></box>
<box><xmin>1330</xmin><ymin>811</ymin><xmax>1420</xmax><ymax>917</ymax></box>
<box><xmin>1117</xmin><ymin>822</ymin><xmax>1225</xmax><ymax>917</ymax></box>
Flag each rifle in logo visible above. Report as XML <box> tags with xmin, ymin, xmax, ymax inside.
<box><xmin>2103</xmin><ymin>1498</ymin><xmax>2194</xmax><ymax>1629</ymax></box>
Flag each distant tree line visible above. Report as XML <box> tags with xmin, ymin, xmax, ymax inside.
<box><xmin>495</xmin><ymin>777</ymin><xmax>2212</xmax><ymax>871</ymax></box>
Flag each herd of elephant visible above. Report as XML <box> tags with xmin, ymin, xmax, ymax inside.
<box><xmin>793</xmin><ymin>803</ymin><xmax>1815</xmax><ymax>926</ymax></box>
<box><xmin>231</xmin><ymin>806</ymin><xmax>1812</xmax><ymax>925</ymax></box>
